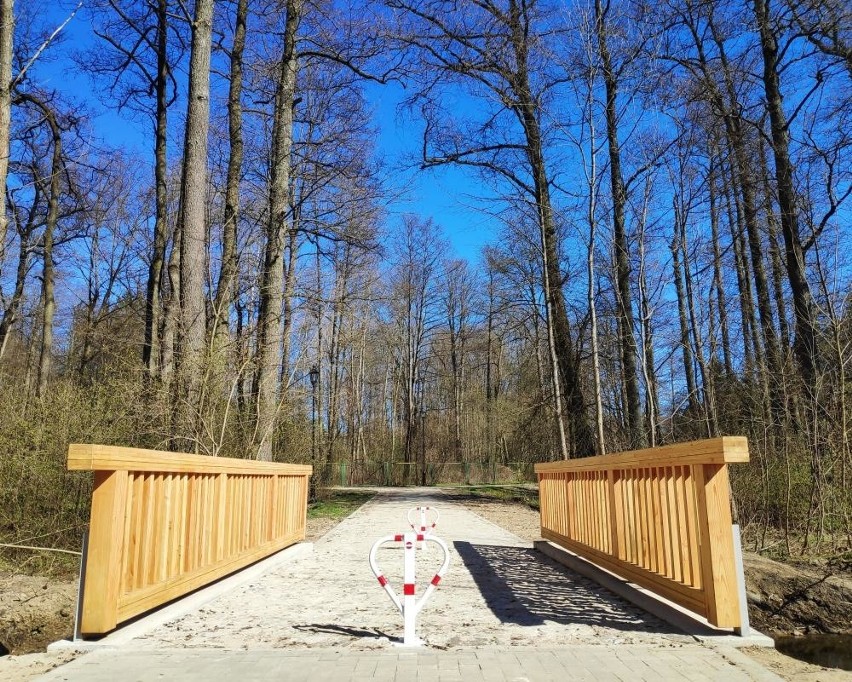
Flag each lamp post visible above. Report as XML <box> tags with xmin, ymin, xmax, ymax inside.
<box><xmin>416</xmin><ymin>374</ymin><xmax>426</xmax><ymax>486</ymax></box>
<box><xmin>309</xmin><ymin>364</ymin><xmax>319</xmax><ymax>500</ymax></box>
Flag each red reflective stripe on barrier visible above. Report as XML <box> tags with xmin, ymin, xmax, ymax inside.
<box><xmin>420</xmin><ymin>526</ymin><xmax>426</xmax><ymax>531</ymax></box>
<box><xmin>377</xmin><ymin>575</ymin><xmax>388</xmax><ymax>586</ymax></box>
<box><xmin>404</xmin><ymin>583</ymin><xmax>415</xmax><ymax>595</ymax></box>
<box><xmin>431</xmin><ymin>575</ymin><xmax>441</xmax><ymax>586</ymax></box>
<box><xmin>394</xmin><ymin>534</ymin><xmax>403</xmax><ymax>541</ymax></box>
<box><xmin>431</xmin><ymin>523</ymin><xmax>436</xmax><ymax>528</ymax></box>
<box><xmin>416</xmin><ymin>534</ymin><xmax>424</xmax><ymax>541</ymax></box>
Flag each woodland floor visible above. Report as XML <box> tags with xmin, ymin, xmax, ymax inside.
<box><xmin>0</xmin><ymin>488</ymin><xmax>850</xmax><ymax>681</ymax></box>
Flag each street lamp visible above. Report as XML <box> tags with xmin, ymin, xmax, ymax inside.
<box><xmin>309</xmin><ymin>364</ymin><xmax>319</xmax><ymax>500</ymax></box>
<box><xmin>416</xmin><ymin>374</ymin><xmax>426</xmax><ymax>486</ymax></box>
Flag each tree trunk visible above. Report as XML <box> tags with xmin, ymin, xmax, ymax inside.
<box><xmin>754</xmin><ymin>0</ymin><xmax>819</xmax><ymax>391</ymax></box>
<box><xmin>595</xmin><ymin>0</ymin><xmax>643</xmax><ymax>448</ymax></box>
<box><xmin>212</xmin><ymin>0</ymin><xmax>247</xmax><ymax>353</ymax></box>
<box><xmin>0</xmin><ymin>221</ymin><xmax>30</xmax><ymax>360</ymax></box>
<box><xmin>176</xmin><ymin>0</ymin><xmax>215</xmax><ymax>444</ymax></box>
<box><xmin>708</xmin><ymin>157</ymin><xmax>733</xmax><ymax>376</ymax></box>
<box><xmin>507</xmin><ymin>4</ymin><xmax>591</xmax><ymax>458</ymax></box>
<box><xmin>142</xmin><ymin>0</ymin><xmax>170</xmax><ymax>378</ymax></box>
<box><xmin>671</xmin><ymin>201</ymin><xmax>698</xmax><ymax>414</ymax></box>
<box><xmin>0</xmin><ymin>0</ymin><xmax>13</xmax><ymax>255</ymax></box>
<box><xmin>254</xmin><ymin>0</ymin><xmax>302</xmax><ymax>461</ymax></box>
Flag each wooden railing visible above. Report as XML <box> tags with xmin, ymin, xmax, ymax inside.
<box><xmin>68</xmin><ymin>444</ymin><xmax>312</xmax><ymax>636</ymax></box>
<box><xmin>535</xmin><ymin>437</ymin><xmax>748</xmax><ymax>628</ymax></box>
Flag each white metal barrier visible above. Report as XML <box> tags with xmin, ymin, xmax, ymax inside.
<box><xmin>369</xmin><ymin>531</ymin><xmax>450</xmax><ymax>646</ymax></box>
<box><xmin>408</xmin><ymin>505</ymin><xmax>439</xmax><ymax>536</ymax></box>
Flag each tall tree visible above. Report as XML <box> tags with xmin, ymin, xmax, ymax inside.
<box><xmin>174</xmin><ymin>0</ymin><xmax>215</xmax><ymax>443</ymax></box>
<box><xmin>594</xmin><ymin>0</ymin><xmax>644</xmax><ymax>447</ymax></box>
<box><xmin>0</xmin><ymin>0</ymin><xmax>12</xmax><ymax>251</ymax></box>
<box><xmin>254</xmin><ymin>0</ymin><xmax>303</xmax><ymax>461</ymax></box>
<box><xmin>212</xmin><ymin>0</ymin><xmax>247</xmax><ymax>352</ymax></box>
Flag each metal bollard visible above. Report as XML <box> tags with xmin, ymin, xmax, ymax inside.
<box><xmin>369</xmin><ymin>532</ymin><xmax>450</xmax><ymax>646</ymax></box>
<box><xmin>407</xmin><ymin>506</ymin><xmax>439</xmax><ymax>535</ymax></box>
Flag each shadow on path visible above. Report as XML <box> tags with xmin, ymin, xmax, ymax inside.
<box><xmin>292</xmin><ymin>623</ymin><xmax>395</xmax><ymax>641</ymax></box>
<box><xmin>454</xmin><ymin>542</ymin><xmax>678</xmax><ymax>634</ymax></box>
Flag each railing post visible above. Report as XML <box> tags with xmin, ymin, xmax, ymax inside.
<box><xmin>694</xmin><ymin>463</ymin><xmax>740</xmax><ymax>628</ymax></box>
<box><xmin>81</xmin><ymin>469</ymin><xmax>129</xmax><ymax>634</ymax></box>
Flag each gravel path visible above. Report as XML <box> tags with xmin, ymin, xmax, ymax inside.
<box><xmin>130</xmin><ymin>488</ymin><xmax>692</xmax><ymax>651</ymax></box>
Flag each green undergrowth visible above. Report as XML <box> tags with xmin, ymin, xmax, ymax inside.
<box><xmin>307</xmin><ymin>490</ymin><xmax>374</xmax><ymax>520</ymax></box>
<box><xmin>454</xmin><ymin>485</ymin><xmax>540</xmax><ymax>510</ymax></box>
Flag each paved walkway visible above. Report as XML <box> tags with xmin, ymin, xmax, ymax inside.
<box><xmin>40</xmin><ymin>488</ymin><xmax>780</xmax><ymax>681</ymax></box>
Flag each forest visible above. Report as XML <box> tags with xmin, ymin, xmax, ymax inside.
<box><xmin>0</xmin><ymin>0</ymin><xmax>849</xmax><ymax>566</ymax></box>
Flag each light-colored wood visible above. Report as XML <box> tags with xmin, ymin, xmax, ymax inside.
<box><xmin>68</xmin><ymin>443</ymin><xmax>313</xmax><ymax>475</ymax></box>
<box><xmin>70</xmin><ymin>444</ymin><xmax>312</xmax><ymax>636</ymax></box>
<box><xmin>536</xmin><ymin>437</ymin><xmax>748</xmax><ymax>629</ymax></box>
<box><xmin>534</xmin><ymin>436</ymin><xmax>749</xmax><ymax>474</ymax></box>
<box><xmin>80</xmin><ymin>470</ymin><xmax>129</xmax><ymax>634</ymax></box>
<box><xmin>695</xmin><ymin>463</ymin><xmax>739</xmax><ymax>627</ymax></box>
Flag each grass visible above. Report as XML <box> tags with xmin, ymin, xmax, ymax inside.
<box><xmin>307</xmin><ymin>489</ymin><xmax>374</xmax><ymax>520</ymax></box>
<box><xmin>458</xmin><ymin>485</ymin><xmax>540</xmax><ymax>510</ymax></box>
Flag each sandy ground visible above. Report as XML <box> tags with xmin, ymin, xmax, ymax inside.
<box><xmin>130</xmin><ymin>488</ymin><xmax>691</xmax><ymax>651</ymax></box>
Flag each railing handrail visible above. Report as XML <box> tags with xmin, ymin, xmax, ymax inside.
<box><xmin>535</xmin><ymin>436</ymin><xmax>748</xmax><ymax>629</ymax></box>
<box><xmin>70</xmin><ymin>443</ymin><xmax>311</xmax><ymax>636</ymax></box>
<box><xmin>68</xmin><ymin>443</ymin><xmax>313</xmax><ymax>475</ymax></box>
<box><xmin>534</xmin><ymin>436</ymin><xmax>748</xmax><ymax>473</ymax></box>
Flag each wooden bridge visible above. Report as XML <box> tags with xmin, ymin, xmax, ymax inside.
<box><xmin>46</xmin><ymin>437</ymin><xmax>779</xmax><ymax>681</ymax></box>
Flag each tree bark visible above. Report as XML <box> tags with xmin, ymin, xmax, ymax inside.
<box><xmin>142</xmin><ymin>0</ymin><xmax>170</xmax><ymax>378</ymax></box>
<box><xmin>671</xmin><ymin>200</ymin><xmax>698</xmax><ymax>414</ymax></box>
<box><xmin>754</xmin><ymin>0</ymin><xmax>819</xmax><ymax>390</ymax></box>
<box><xmin>212</xmin><ymin>0</ymin><xmax>247</xmax><ymax>353</ymax></box>
<box><xmin>595</xmin><ymin>0</ymin><xmax>644</xmax><ymax>448</ymax></box>
<box><xmin>507</xmin><ymin>2</ymin><xmax>592</xmax><ymax>458</ymax></box>
<box><xmin>175</xmin><ymin>0</ymin><xmax>215</xmax><ymax>444</ymax></box>
<box><xmin>254</xmin><ymin>0</ymin><xmax>302</xmax><ymax>461</ymax></box>
<box><xmin>0</xmin><ymin>0</ymin><xmax>13</xmax><ymax>253</ymax></box>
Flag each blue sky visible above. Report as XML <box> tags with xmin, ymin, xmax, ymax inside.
<box><xmin>34</xmin><ymin>2</ymin><xmax>497</xmax><ymax>264</ymax></box>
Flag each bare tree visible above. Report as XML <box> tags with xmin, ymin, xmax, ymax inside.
<box><xmin>174</xmin><ymin>0</ymin><xmax>215</xmax><ymax>443</ymax></box>
<box><xmin>254</xmin><ymin>0</ymin><xmax>303</xmax><ymax>461</ymax></box>
<box><xmin>0</xmin><ymin>0</ymin><xmax>13</xmax><ymax>250</ymax></box>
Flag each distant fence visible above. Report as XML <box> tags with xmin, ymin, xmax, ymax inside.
<box><xmin>336</xmin><ymin>460</ymin><xmax>536</xmax><ymax>486</ymax></box>
<box><xmin>535</xmin><ymin>437</ymin><xmax>748</xmax><ymax>629</ymax></box>
<box><xmin>68</xmin><ymin>444</ymin><xmax>311</xmax><ymax>636</ymax></box>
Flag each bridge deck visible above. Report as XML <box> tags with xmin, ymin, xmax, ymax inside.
<box><xmin>41</xmin><ymin>488</ymin><xmax>780</xmax><ymax>680</ymax></box>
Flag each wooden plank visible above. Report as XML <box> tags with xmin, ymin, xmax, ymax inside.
<box><xmin>118</xmin><ymin>531</ymin><xmax>304</xmax><ymax>623</ymax></box>
<box><xmin>534</xmin><ymin>436</ymin><xmax>749</xmax><ymax>473</ymax></box>
<box><xmin>673</xmin><ymin>466</ymin><xmax>691</xmax><ymax>585</ymax></box>
<box><xmin>659</xmin><ymin>467</ymin><xmax>673</xmax><ymax>580</ymax></box>
<box><xmin>123</xmin><ymin>473</ymin><xmax>141</xmax><ymax>594</ymax></box>
<box><xmin>651</xmin><ymin>468</ymin><xmax>664</xmax><ymax>575</ymax></box>
<box><xmin>623</xmin><ymin>469</ymin><xmax>636</xmax><ymax>565</ymax></box>
<box><xmin>683</xmin><ymin>466</ymin><xmax>702</xmax><ymax>588</ymax></box>
<box><xmin>68</xmin><ymin>444</ymin><xmax>313</xmax><ymax>476</ymax></box>
<box><xmin>608</xmin><ymin>470</ymin><xmax>621</xmax><ymax>560</ymax></box>
<box><xmin>215</xmin><ymin>473</ymin><xmax>227</xmax><ymax>562</ymax></box>
<box><xmin>80</xmin><ymin>470</ymin><xmax>129</xmax><ymax>635</ymax></box>
<box><xmin>695</xmin><ymin>463</ymin><xmax>740</xmax><ymax>628</ymax></box>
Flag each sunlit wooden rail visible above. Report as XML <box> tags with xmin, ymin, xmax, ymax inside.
<box><xmin>535</xmin><ymin>437</ymin><xmax>748</xmax><ymax>628</ymax></box>
<box><xmin>68</xmin><ymin>444</ymin><xmax>312</xmax><ymax>636</ymax></box>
